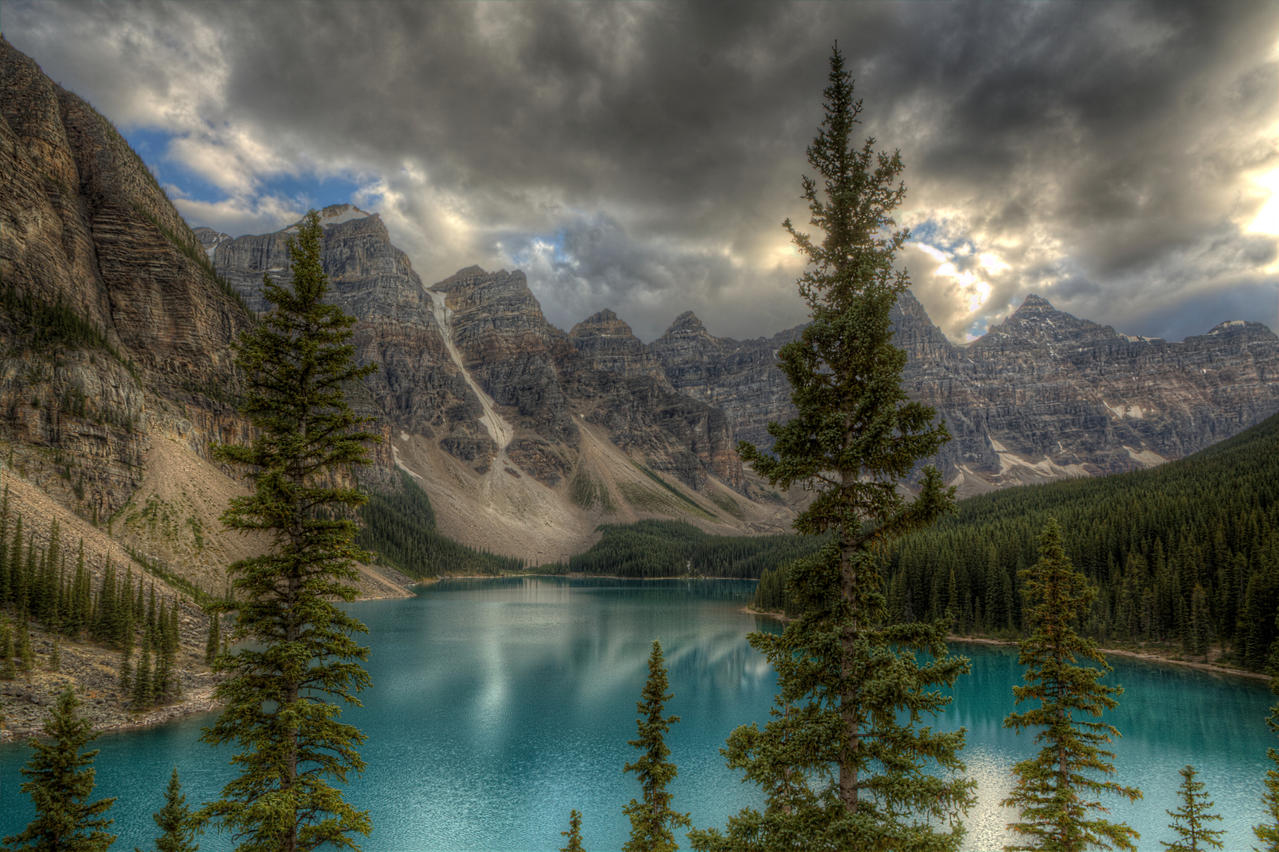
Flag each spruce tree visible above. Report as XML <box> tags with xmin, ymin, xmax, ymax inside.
<box><xmin>143</xmin><ymin>768</ymin><xmax>201</xmax><ymax>852</ymax></box>
<box><xmin>200</xmin><ymin>209</ymin><xmax>377</xmax><ymax>852</ymax></box>
<box><xmin>1003</xmin><ymin>519</ymin><xmax>1141</xmax><ymax>851</ymax></box>
<box><xmin>691</xmin><ymin>45</ymin><xmax>972</xmax><ymax>852</ymax></box>
<box><xmin>623</xmin><ymin>640</ymin><xmax>690</xmax><ymax>852</ymax></box>
<box><xmin>3</xmin><ymin>688</ymin><xmax>116</xmax><ymax>851</ymax></box>
<box><xmin>1163</xmin><ymin>765</ymin><xmax>1222</xmax><ymax>851</ymax></box>
<box><xmin>561</xmin><ymin>810</ymin><xmax>586</xmax><ymax>852</ymax></box>
<box><xmin>204</xmin><ymin>608</ymin><xmax>221</xmax><ymax>665</ymax></box>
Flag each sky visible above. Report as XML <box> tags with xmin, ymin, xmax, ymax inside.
<box><xmin>4</xmin><ymin>0</ymin><xmax>1278</xmax><ymax>343</ymax></box>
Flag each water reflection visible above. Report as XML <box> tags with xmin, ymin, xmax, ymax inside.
<box><xmin>0</xmin><ymin>579</ymin><xmax>1272</xmax><ymax>852</ymax></box>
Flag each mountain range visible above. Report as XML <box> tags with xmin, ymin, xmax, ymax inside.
<box><xmin>5</xmin><ymin>33</ymin><xmax>1279</xmax><ymax>579</ymax></box>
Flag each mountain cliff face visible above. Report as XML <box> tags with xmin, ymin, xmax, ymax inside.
<box><xmin>0</xmin><ymin>35</ymin><xmax>252</xmax><ymax>520</ymax></box>
<box><xmin>200</xmin><ymin>208</ymin><xmax>491</xmax><ymax>469</ymax></box>
<box><xmin>651</xmin><ymin>291</ymin><xmax>1279</xmax><ymax>493</ymax></box>
<box><xmin>209</xmin><ymin>218</ymin><xmax>763</xmax><ymax>561</ymax></box>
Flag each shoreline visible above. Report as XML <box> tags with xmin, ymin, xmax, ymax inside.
<box><xmin>743</xmin><ymin>607</ymin><xmax>1269</xmax><ymax>683</ymax></box>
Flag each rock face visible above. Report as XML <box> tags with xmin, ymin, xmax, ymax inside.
<box><xmin>0</xmin><ymin>36</ymin><xmax>251</xmax><ymax>518</ymax></box>
<box><xmin>651</xmin><ymin>291</ymin><xmax>1279</xmax><ymax>493</ymax></box>
<box><xmin>210</xmin><ymin>206</ymin><xmax>490</xmax><ymax>471</ymax></box>
<box><xmin>650</xmin><ymin>312</ymin><xmax>801</xmax><ymax>452</ymax></box>
<box><xmin>212</xmin><ymin>219</ymin><xmax>744</xmax><ymax>492</ymax></box>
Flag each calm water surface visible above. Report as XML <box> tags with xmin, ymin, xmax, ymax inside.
<box><xmin>0</xmin><ymin>577</ymin><xmax>1273</xmax><ymax>851</ymax></box>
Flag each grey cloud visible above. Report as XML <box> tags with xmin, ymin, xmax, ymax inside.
<box><xmin>6</xmin><ymin>0</ymin><xmax>1279</xmax><ymax>342</ymax></box>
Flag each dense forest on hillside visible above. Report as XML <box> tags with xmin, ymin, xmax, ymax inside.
<box><xmin>0</xmin><ymin>485</ymin><xmax>186</xmax><ymax>708</ymax></box>
<box><xmin>551</xmin><ymin>519</ymin><xmax>823</xmax><ymax>578</ymax></box>
<box><xmin>358</xmin><ymin>470</ymin><xmax>523</xmax><ymax>577</ymax></box>
<box><xmin>753</xmin><ymin>411</ymin><xmax>1279</xmax><ymax>669</ymax></box>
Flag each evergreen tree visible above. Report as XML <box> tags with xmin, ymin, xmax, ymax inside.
<box><xmin>691</xmin><ymin>45</ymin><xmax>971</xmax><ymax>852</ymax></box>
<box><xmin>1162</xmin><ymin>764</ymin><xmax>1222</xmax><ymax>851</ymax></box>
<box><xmin>561</xmin><ymin>810</ymin><xmax>586</xmax><ymax>852</ymax></box>
<box><xmin>142</xmin><ymin>768</ymin><xmax>200</xmax><ymax>852</ymax></box>
<box><xmin>204</xmin><ymin>609</ymin><xmax>221</xmax><ymax>665</ymax></box>
<box><xmin>133</xmin><ymin>643</ymin><xmax>154</xmax><ymax>709</ymax></box>
<box><xmin>1</xmin><ymin>621</ymin><xmax>15</xmax><ymax>680</ymax></box>
<box><xmin>3</xmin><ymin>689</ymin><xmax>116</xmax><ymax>851</ymax></box>
<box><xmin>1256</xmin><ymin>671</ymin><xmax>1279</xmax><ymax>850</ymax></box>
<box><xmin>200</xmin><ymin>209</ymin><xmax>378</xmax><ymax>852</ymax></box>
<box><xmin>623</xmin><ymin>641</ymin><xmax>690</xmax><ymax>852</ymax></box>
<box><xmin>1003</xmin><ymin>519</ymin><xmax>1141</xmax><ymax>851</ymax></box>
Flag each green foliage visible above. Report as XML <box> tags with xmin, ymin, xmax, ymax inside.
<box><xmin>570</xmin><ymin>469</ymin><xmax>615</xmax><ymax>512</ymax></box>
<box><xmin>1003</xmin><ymin>520</ymin><xmax>1141</xmax><ymax>851</ymax></box>
<box><xmin>623</xmin><ymin>641</ymin><xmax>690</xmax><ymax>852</ymax></box>
<box><xmin>1257</xmin><ymin>672</ymin><xmax>1279</xmax><ymax>850</ymax></box>
<box><xmin>3</xmin><ymin>689</ymin><xmax>116</xmax><ymax>851</ymax></box>
<box><xmin>631</xmin><ymin>463</ymin><xmax>715</xmax><ymax>519</ymax></box>
<box><xmin>200</xmin><ymin>210</ymin><xmax>376</xmax><ymax>851</ymax></box>
<box><xmin>692</xmin><ymin>46</ymin><xmax>972</xmax><ymax>852</ymax></box>
<box><xmin>563</xmin><ymin>520</ymin><xmax>821</xmax><ymax>579</ymax></box>
<box><xmin>1162</xmin><ymin>765</ymin><xmax>1222</xmax><ymax>851</ymax></box>
<box><xmin>357</xmin><ymin>470</ymin><xmax>523</xmax><ymax>576</ymax></box>
<box><xmin>141</xmin><ymin>768</ymin><xmax>201</xmax><ymax>852</ymax></box>
<box><xmin>561</xmin><ymin>810</ymin><xmax>585</xmax><ymax>852</ymax></box>
<box><xmin>878</xmin><ymin>409</ymin><xmax>1279</xmax><ymax>665</ymax></box>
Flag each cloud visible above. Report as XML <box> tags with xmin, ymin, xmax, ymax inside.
<box><xmin>5</xmin><ymin>0</ymin><xmax>1278</xmax><ymax>342</ymax></box>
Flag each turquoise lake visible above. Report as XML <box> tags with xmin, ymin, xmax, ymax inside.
<box><xmin>1</xmin><ymin>576</ymin><xmax>1274</xmax><ymax>851</ymax></box>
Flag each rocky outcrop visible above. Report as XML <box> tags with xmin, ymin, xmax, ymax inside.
<box><xmin>650</xmin><ymin>312</ymin><xmax>801</xmax><ymax>451</ymax></box>
<box><xmin>652</xmin><ymin>290</ymin><xmax>1279</xmax><ymax>493</ymax></box>
<box><xmin>569</xmin><ymin>310</ymin><xmax>671</xmax><ymax>384</ymax></box>
<box><xmin>430</xmin><ymin>268</ymin><xmax>743</xmax><ymax>490</ymax></box>
<box><xmin>0</xmin><ymin>36</ymin><xmax>251</xmax><ymax>519</ymax></box>
<box><xmin>210</xmin><ymin>206</ymin><xmax>491</xmax><ymax>473</ymax></box>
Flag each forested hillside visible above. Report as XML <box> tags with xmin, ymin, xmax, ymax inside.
<box><xmin>358</xmin><ymin>471</ymin><xmax>524</xmax><ymax>577</ymax></box>
<box><xmin>888</xmin><ymin>410</ymin><xmax>1279</xmax><ymax>666</ymax></box>
<box><xmin>554</xmin><ymin>519</ymin><xmax>821</xmax><ymax>578</ymax></box>
<box><xmin>752</xmin><ymin>411</ymin><xmax>1279</xmax><ymax>668</ymax></box>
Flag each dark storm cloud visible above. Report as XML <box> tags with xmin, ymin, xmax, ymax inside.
<box><xmin>5</xmin><ymin>0</ymin><xmax>1277</xmax><ymax>341</ymax></box>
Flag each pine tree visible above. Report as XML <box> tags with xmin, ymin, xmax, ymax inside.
<box><xmin>1163</xmin><ymin>764</ymin><xmax>1222</xmax><ymax>851</ymax></box>
<box><xmin>199</xmin><ymin>209</ymin><xmax>378</xmax><ymax>852</ymax></box>
<box><xmin>1003</xmin><ymin>519</ymin><xmax>1141</xmax><ymax>851</ymax></box>
<box><xmin>691</xmin><ymin>44</ymin><xmax>972</xmax><ymax>852</ymax></box>
<box><xmin>3</xmin><ymin>689</ymin><xmax>116</xmax><ymax>851</ymax></box>
<box><xmin>144</xmin><ymin>768</ymin><xmax>201</xmax><ymax>852</ymax></box>
<box><xmin>561</xmin><ymin>810</ymin><xmax>586</xmax><ymax>852</ymax></box>
<box><xmin>204</xmin><ymin>608</ymin><xmax>221</xmax><ymax>664</ymax></box>
<box><xmin>133</xmin><ymin>643</ymin><xmax>154</xmax><ymax>709</ymax></box>
<box><xmin>623</xmin><ymin>641</ymin><xmax>690</xmax><ymax>852</ymax></box>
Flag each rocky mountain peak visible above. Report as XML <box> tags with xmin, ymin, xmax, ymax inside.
<box><xmin>663</xmin><ymin>310</ymin><xmax>709</xmax><ymax>338</ymax></box>
<box><xmin>570</xmin><ymin>310</ymin><xmax>669</xmax><ymax>383</ymax></box>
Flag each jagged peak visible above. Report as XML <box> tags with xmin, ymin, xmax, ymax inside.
<box><xmin>662</xmin><ymin>310</ymin><xmax>707</xmax><ymax>337</ymax></box>
<box><xmin>1014</xmin><ymin>293</ymin><xmax>1055</xmax><ymax>313</ymax></box>
<box><xmin>1206</xmin><ymin>319</ymin><xmax>1275</xmax><ymax>337</ymax></box>
<box><xmin>318</xmin><ymin>202</ymin><xmax>374</xmax><ymax>225</ymax></box>
<box><xmin>570</xmin><ymin>309</ymin><xmax>636</xmax><ymax>339</ymax></box>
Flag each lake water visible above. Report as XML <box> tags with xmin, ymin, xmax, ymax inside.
<box><xmin>1</xmin><ymin>577</ymin><xmax>1274</xmax><ymax>851</ymax></box>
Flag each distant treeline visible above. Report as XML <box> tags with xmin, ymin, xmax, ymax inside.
<box><xmin>552</xmin><ymin>519</ymin><xmax>823</xmax><ymax>578</ymax></box>
<box><xmin>358</xmin><ymin>470</ymin><xmax>523</xmax><ymax>577</ymax></box>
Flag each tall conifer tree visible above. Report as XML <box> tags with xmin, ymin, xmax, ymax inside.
<box><xmin>1003</xmin><ymin>519</ymin><xmax>1141</xmax><ymax>851</ymax></box>
<box><xmin>147</xmin><ymin>768</ymin><xmax>201</xmax><ymax>852</ymax></box>
<box><xmin>200</xmin><ymin>210</ymin><xmax>377</xmax><ymax>852</ymax></box>
<box><xmin>1163</xmin><ymin>764</ymin><xmax>1222</xmax><ymax>851</ymax></box>
<box><xmin>3</xmin><ymin>689</ymin><xmax>115</xmax><ymax>851</ymax></box>
<box><xmin>691</xmin><ymin>45</ymin><xmax>972</xmax><ymax>852</ymax></box>
<box><xmin>623</xmin><ymin>640</ymin><xmax>690</xmax><ymax>852</ymax></box>
<box><xmin>561</xmin><ymin>810</ymin><xmax>586</xmax><ymax>852</ymax></box>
